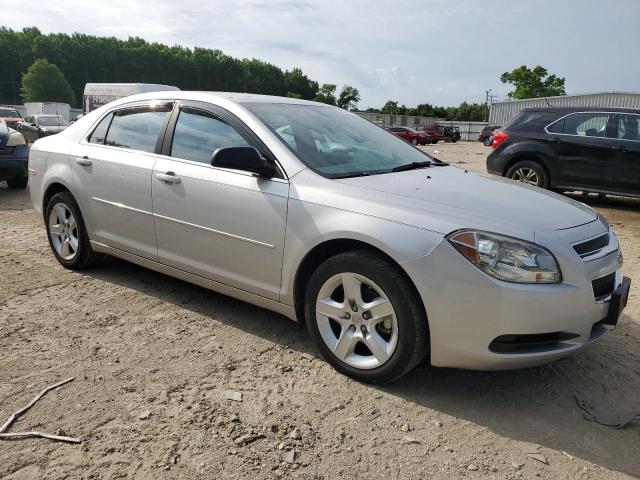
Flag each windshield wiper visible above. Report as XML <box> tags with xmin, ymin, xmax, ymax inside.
<box><xmin>332</xmin><ymin>171</ymin><xmax>374</xmax><ymax>179</ymax></box>
<box><xmin>391</xmin><ymin>161</ymin><xmax>432</xmax><ymax>172</ymax></box>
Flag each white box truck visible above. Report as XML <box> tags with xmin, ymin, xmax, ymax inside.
<box><xmin>82</xmin><ymin>83</ymin><xmax>180</xmax><ymax>114</ymax></box>
<box><xmin>25</xmin><ymin>102</ymin><xmax>71</xmax><ymax>121</ymax></box>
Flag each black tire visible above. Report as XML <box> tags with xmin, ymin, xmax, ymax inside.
<box><xmin>506</xmin><ymin>160</ymin><xmax>550</xmax><ymax>189</ymax></box>
<box><xmin>410</xmin><ymin>137</ymin><xmax>418</xmax><ymax>145</ymax></box>
<box><xmin>45</xmin><ymin>191</ymin><xmax>102</xmax><ymax>270</ymax></box>
<box><xmin>7</xmin><ymin>177</ymin><xmax>28</xmax><ymax>189</ymax></box>
<box><xmin>431</xmin><ymin>139</ymin><xmax>438</xmax><ymax>144</ymax></box>
<box><xmin>451</xmin><ymin>139</ymin><xmax>458</xmax><ymax>143</ymax></box>
<box><xmin>304</xmin><ymin>250</ymin><xmax>429</xmax><ymax>384</ymax></box>
<box><xmin>483</xmin><ymin>137</ymin><xmax>492</xmax><ymax>146</ymax></box>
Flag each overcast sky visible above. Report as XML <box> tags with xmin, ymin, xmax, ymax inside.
<box><xmin>4</xmin><ymin>0</ymin><xmax>639</xmax><ymax>108</ymax></box>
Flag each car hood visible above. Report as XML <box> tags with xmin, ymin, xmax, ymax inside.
<box><xmin>296</xmin><ymin>166</ymin><xmax>598</xmax><ymax>241</ymax></box>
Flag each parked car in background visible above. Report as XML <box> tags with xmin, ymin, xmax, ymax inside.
<box><xmin>18</xmin><ymin>114</ymin><xmax>70</xmax><ymax>142</ymax></box>
<box><xmin>414</xmin><ymin>125</ymin><xmax>446</xmax><ymax>143</ymax></box>
<box><xmin>0</xmin><ymin>120</ymin><xmax>29</xmax><ymax>189</ymax></box>
<box><xmin>387</xmin><ymin>126</ymin><xmax>430</xmax><ymax>145</ymax></box>
<box><xmin>479</xmin><ymin>125</ymin><xmax>501</xmax><ymax>146</ymax></box>
<box><xmin>28</xmin><ymin>92</ymin><xmax>629</xmax><ymax>384</ymax></box>
<box><xmin>487</xmin><ymin>107</ymin><xmax>640</xmax><ymax>198</ymax></box>
<box><xmin>0</xmin><ymin>106</ymin><xmax>23</xmax><ymax>129</ymax></box>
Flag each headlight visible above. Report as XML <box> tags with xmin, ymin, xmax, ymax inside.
<box><xmin>447</xmin><ymin>230</ymin><xmax>561</xmax><ymax>283</ymax></box>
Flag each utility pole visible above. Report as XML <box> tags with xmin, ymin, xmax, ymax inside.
<box><xmin>485</xmin><ymin>89</ymin><xmax>496</xmax><ymax>122</ymax></box>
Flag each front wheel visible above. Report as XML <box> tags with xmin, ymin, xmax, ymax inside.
<box><xmin>305</xmin><ymin>250</ymin><xmax>429</xmax><ymax>384</ymax></box>
<box><xmin>483</xmin><ymin>137</ymin><xmax>492</xmax><ymax>146</ymax></box>
<box><xmin>506</xmin><ymin>160</ymin><xmax>549</xmax><ymax>189</ymax></box>
<box><xmin>45</xmin><ymin>191</ymin><xmax>102</xmax><ymax>270</ymax></box>
<box><xmin>410</xmin><ymin>137</ymin><xmax>418</xmax><ymax>145</ymax></box>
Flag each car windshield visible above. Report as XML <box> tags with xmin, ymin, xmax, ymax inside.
<box><xmin>0</xmin><ymin>108</ymin><xmax>19</xmax><ymax>117</ymax></box>
<box><xmin>244</xmin><ymin>103</ymin><xmax>442</xmax><ymax>178</ymax></box>
<box><xmin>38</xmin><ymin>116</ymin><xmax>69</xmax><ymax>126</ymax></box>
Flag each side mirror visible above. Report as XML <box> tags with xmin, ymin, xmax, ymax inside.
<box><xmin>31</xmin><ymin>123</ymin><xmax>37</xmax><ymax>127</ymax></box>
<box><xmin>211</xmin><ymin>146</ymin><xmax>277</xmax><ymax>178</ymax></box>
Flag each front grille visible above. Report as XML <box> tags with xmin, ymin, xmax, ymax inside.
<box><xmin>0</xmin><ymin>145</ymin><xmax>16</xmax><ymax>155</ymax></box>
<box><xmin>592</xmin><ymin>272</ymin><xmax>616</xmax><ymax>299</ymax></box>
<box><xmin>574</xmin><ymin>233</ymin><xmax>610</xmax><ymax>258</ymax></box>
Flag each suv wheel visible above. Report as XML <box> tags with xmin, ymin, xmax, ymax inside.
<box><xmin>483</xmin><ymin>137</ymin><xmax>492</xmax><ymax>146</ymax></box>
<box><xmin>506</xmin><ymin>160</ymin><xmax>549</xmax><ymax>189</ymax></box>
<box><xmin>305</xmin><ymin>250</ymin><xmax>429</xmax><ymax>384</ymax></box>
<box><xmin>45</xmin><ymin>191</ymin><xmax>102</xmax><ymax>270</ymax></box>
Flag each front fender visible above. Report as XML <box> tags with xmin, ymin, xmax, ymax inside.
<box><xmin>279</xmin><ymin>198</ymin><xmax>444</xmax><ymax>305</ymax></box>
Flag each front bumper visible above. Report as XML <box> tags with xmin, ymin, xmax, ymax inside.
<box><xmin>405</xmin><ymin>221</ymin><xmax>624</xmax><ymax>370</ymax></box>
<box><xmin>0</xmin><ymin>144</ymin><xmax>28</xmax><ymax>181</ymax></box>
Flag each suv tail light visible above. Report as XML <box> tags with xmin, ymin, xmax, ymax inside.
<box><xmin>492</xmin><ymin>130</ymin><xmax>509</xmax><ymax>149</ymax></box>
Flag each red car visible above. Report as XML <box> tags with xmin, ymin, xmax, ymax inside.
<box><xmin>0</xmin><ymin>106</ymin><xmax>23</xmax><ymax>129</ymax></box>
<box><xmin>414</xmin><ymin>125</ymin><xmax>447</xmax><ymax>143</ymax></box>
<box><xmin>387</xmin><ymin>126</ymin><xmax>430</xmax><ymax>145</ymax></box>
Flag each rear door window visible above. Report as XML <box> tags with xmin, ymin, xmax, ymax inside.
<box><xmin>561</xmin><ymin>113</ymin><xmax>609</xmax><ymax>137</ymax></box>
<box><xmin>88</xmin><ymin>113</ymin><xmax>113</xmax><ymax>144</ymax></box>
<box><xmin>105</xmin><ymin>106</ymin><xmax>171</xmax><ymax>153</ymax></box>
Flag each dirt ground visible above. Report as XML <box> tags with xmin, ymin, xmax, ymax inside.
<box><xmin>1</xmin><ymin>141</ymin><xmax>639</xmax><ymax>480</ymax></box>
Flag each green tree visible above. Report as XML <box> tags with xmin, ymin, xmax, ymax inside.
<box><xmin>314</xmin><ymin>83</ymin><xmax>337</xmax><ymax>105</ymax></box>
<box><xmin>337</xmin><ymin>85</ymin><xmax>360</xmax><ymax>110</ymax></box>
<box><xmin>21</xmin><ymin>58</ymin><xmax>75</xmax><ymax>104</ymax></box>
<box><xmin>380</xmin><ymin>100</ymin><xmax>399</xmax><ymax>114</ymax></box>
<box><xmin>500</xmin><ymin>65</ymin><xmax>566</xmax><ymax>99</ymax></box>
<box><xmin>285</xmin><ymin>68</ymin><xmax>318</xmax><ymax>100</ymax></box>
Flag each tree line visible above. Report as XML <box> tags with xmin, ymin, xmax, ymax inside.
<box><xmin>0</xmin><ymin>27</ymin><xmax>361</xmax><ymax>109</ymax></box>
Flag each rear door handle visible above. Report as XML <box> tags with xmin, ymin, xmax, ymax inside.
<box><xmin>611</xmin><ymin>145</ymin><xmax>628</xmax><ymax>152</ymax></box>
<box><xmin>156</xmin><ymin>172</ymin><xmax>181</xmax><ymax>185</ymax></box>
<box><xmin>74</xmin><ymin>156</ymin><xmax>92</xmax><ymax>166</ymax></box>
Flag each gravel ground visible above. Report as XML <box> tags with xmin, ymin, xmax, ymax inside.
<box><xmin>1</xmin><ymin>141</ymin><xmax>639</xmax><ymax>479</ymax></box>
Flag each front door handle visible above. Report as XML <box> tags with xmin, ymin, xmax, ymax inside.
<box><xmin>611</xmin><ymin>145</ymin><xmax>628</xmax><ymax>153</ymax></box>
<box><xmin>156</xmin><ymin>172</ymin><xmax>181</xmax><ymax>185</ymax></box>
<box><xmin>74</xmin><ymin>156</ymin><xmax>92</xmax><ymax>166</ymax></box>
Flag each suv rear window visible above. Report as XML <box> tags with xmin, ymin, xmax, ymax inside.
<box><xmin>503</xmin><ymin>112</ymin><xmax>551</xmax><ymax>130</ymax></box>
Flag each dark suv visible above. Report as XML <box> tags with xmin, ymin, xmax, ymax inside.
<box><xmin>487</xmin><ymin>107</ymin><xmax>640</xmax><ymax>198</ymax></box>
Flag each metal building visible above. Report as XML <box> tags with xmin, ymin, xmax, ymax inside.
<box><xmin>489</xmin><ymin>91</ymin><xmax>640</xmax><ymax>126</ymax></box>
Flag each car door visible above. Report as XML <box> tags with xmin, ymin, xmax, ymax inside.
<box><xmin>606</xmin><ymin>113</ymin><xmax>640</xmax><ymax>195</ymax></box>
<box><xmin>70</xmin><ymin>102</ymin><xmax>173</xmax><ymax>260</ymax></box>
<box><xmin>151</xmin><ymin>101</ymin><xmax>288</xmax><ymax>300</ymax></box>
<box><xmin>545</xmin><ymin>112</ymin><xmax>613</xmax><ymax>189</ymax></box>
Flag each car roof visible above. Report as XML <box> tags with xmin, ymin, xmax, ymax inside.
<box><xmin>106</xmin><ymin>90</ymin><xmax>332</xmax><ymax>108</ymax></box>
<box><xmin>521</xmin><ymin>106</ymin><xmax>640</xmax><ymax>114</ymax></box>
<box><xmin>34</xmin><ymin>114</ymin><xmax>64</xmax><ymax>118</ymax></box>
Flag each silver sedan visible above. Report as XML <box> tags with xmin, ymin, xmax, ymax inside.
<box><xmin>28</xmin><ymin>92</ymin><xmax>630</xmax><ymax>383</ymax></box>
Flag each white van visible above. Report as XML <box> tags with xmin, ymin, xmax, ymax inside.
<box><xmin>82</xmin><ymin>83</ymin><xmax>180</xmax><ymax>114</ymax></box>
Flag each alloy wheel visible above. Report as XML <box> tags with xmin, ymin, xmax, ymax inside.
<box><xmin>48</xmin><ymin>202</ymin><xmax>79</xmax><ymax>261</ymax></box>
<box><xmin>315</xmin><ymin>272</ymin><xmax>398</xmax><ymax>369</ymax></box>
<box><xmin>512</xmin><ymin>167</ymin><xmax>540</xmax><ymax>186</ymax></box>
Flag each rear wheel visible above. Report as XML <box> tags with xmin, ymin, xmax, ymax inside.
<box><xmin>7</xmin><ymin>177</ymin><xmax>28</xmax><ymax>189</ymax></box>
<box><xmin>305</xmin><ymin>250</ymin><xmax>429</xmax><ymax>384</ymax></box>
<box><xmin>45</xmin><ymin>191</ymin><xmax>102</xmax><ymax>270</ymax></box>
<box><xmin>506</xmin><ymin>160</ymin><xmax>549</xmax><ymax>189</ymax></box>
<box><xmin>483</xmin><ymin>137</ymin><xmax>492</xmax><ymax>146</ymax></box>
